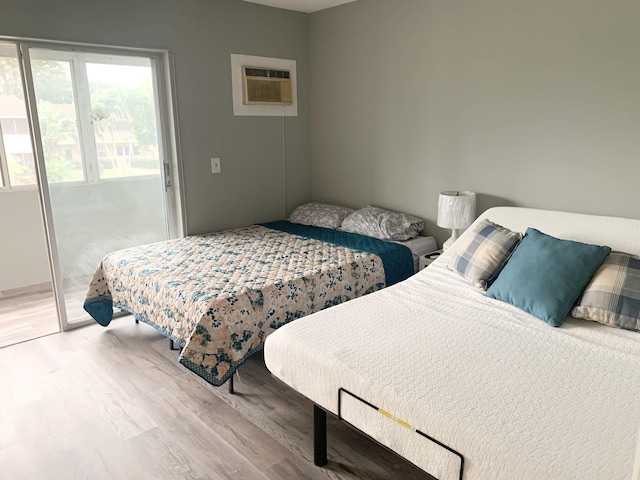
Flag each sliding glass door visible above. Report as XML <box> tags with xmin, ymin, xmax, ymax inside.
<box><xmin>26</xmin><ymin>48</ymin><xmax>171</xmax><ymax>325</ymax></box>
<box><xmin>0</xmin><ymin>38</ymin><xmax>181</xmax><ymax>341</ymax></box>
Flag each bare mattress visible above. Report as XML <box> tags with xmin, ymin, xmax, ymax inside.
<box><xmin>264</xmin><ymin>208</ymin><xmax>640</xmax><ymax>480</ymax></box>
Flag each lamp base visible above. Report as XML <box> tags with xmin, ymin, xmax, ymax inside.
<box><xmin>442</xmin><ymin>229</ymin><xmax>460</xmax><ymax>251</ymax></box>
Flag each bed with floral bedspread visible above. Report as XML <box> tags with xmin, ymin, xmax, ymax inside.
<box><xmin>83</xmin><ymin>221</ymin><xmax>414</xmax><ymax>386</ymax></box>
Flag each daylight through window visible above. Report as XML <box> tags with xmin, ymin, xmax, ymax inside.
<box><xmin>0</xmin><ymin>42</ymin><xmax>162</xmax><ymax>188</ymax></box>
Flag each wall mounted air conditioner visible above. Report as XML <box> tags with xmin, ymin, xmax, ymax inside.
<box><xmin>242</xmin><ymin>66</ymin><xmax>293</xmax><ymax>106</ymax></box>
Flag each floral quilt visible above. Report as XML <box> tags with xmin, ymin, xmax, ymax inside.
<box><xmin>84</xmin><ymin>224</ymin><xmax>389</xmax><ymax>386</ymax></box>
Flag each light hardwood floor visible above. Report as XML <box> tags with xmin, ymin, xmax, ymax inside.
<box><xmin>0</xmin><ymin>281</ymin><xmax>93</xmax><ymax>348</ymax></box>
<box><xmin>0</xmin><ymin>285</ymin><xmax>59</xmax><ymax>348</ymax></box>
<box><xmin>0</xmin><ymin>319</ymin><xmax>433</xmax><ymax>480</ymax></box>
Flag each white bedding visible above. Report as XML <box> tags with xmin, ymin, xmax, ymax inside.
<box><xmin>264</xmin><ymin>207</ymin><xmax>640</xmax><ymax>480</ymax></box>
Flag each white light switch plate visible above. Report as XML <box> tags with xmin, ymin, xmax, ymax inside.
<box><xmin>211</xmin><ymin>157</ymin><xmax>221</xmax><ymax>174</ymax></box>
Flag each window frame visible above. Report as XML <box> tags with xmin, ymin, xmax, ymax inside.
<box><xmin>0</xmin><ymin>124</ymin><xmax>38</xmax><ymax>192</ymax></box>
<box><xmin>0</xmin><ymin>42</ymin><xmax>38</xmax><ymax>190</ymax></box>
<box><xmin>0</xmin><ymin>120</ymin><xmax>10</xmax><ymax>189</ymax></box>
<box><xmin>0</xmin><ymin>44</ymin><xmax>167</xmax><ymax>190</ymax></box>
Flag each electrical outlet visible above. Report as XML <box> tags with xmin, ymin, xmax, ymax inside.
<box><xmin>211</xmin><ymin>157</ymin><xmax>221</xmax><ymax>174</ymax></box>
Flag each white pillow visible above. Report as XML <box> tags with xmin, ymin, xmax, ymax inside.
<box><xmin>340</xmin><ymin>206</ymin><xmax>424</xmax><ymax>241</ymax></box>
<box><xmin>289</xmin><ymin>203</ymin><xmax>354</xmax><ymax>229</ymax></box>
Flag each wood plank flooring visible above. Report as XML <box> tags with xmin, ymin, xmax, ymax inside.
<box><xmin>0</xmin><ymin>285</ymin><xmax>59</xmax><ymax>348</ymax></box>
<box><xmin>0</xmin><ymin>319</ymin><xmax>434</xmax><ymax>480</ymax></box>
<box><xmin>0</xmin><ymin>280</ymin><xmax>94</xmax><ymax>348</ymax></box>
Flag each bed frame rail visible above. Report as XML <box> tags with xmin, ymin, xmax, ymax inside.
<box><xmin>313</xmin><ymin>389</ymin><xmax>464</xmax><ymax>480</ymax></box>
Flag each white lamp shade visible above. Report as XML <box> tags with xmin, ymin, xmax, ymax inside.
<box><xmin>437</xmin><ymin>191</ymin><xmax>476</xmax><ymax>230</ymax></box>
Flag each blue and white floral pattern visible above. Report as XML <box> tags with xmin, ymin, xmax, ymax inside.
<box><xmin>84</xmin><ymin>225</ymin><xmax>385</xmax><ymax>386</ymax></box>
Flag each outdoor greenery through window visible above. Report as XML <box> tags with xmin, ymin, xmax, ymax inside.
<box><xmin>0</xmin><ymin>42</ymin><xmax>161</xmax><ymax>188</ymax></box>
<box><xmin>0</xmin><ymin>43</ymin><xmax>37</xmax><ymax>187</ymax></box>
<box><xmin>86</xmin><ymin>61</ymin><xmax>161</xmax><ymax>180</ymax></box>
<box><xmin>32</xmin><ymin>58</ymin><xmax>85</xmax><ymax>183</ymax></box>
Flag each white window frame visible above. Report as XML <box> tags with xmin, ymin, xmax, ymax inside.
<box><xmin>28</xmin><ymin>48</ymin><xmax>164</xmax><ymax>186</ymax></box>
<box><xmin>0</xmin><ymin>42</ymin><xmax>38</xmax><ymax>191</ymax></box>
<box><xmin>0</xmin><ymin>122</ymin><xmax>11</xmax><ymax>189</ymax></box>
<box><xmin>0</xmin><ymin>43</ymin><xmax>176</xmax><ymax>191</ymax></box>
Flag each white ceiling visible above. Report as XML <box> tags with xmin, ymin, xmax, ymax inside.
<box><xmin>242</xmin><ymin>0</ymin><xmax>357</xmax><ymax>14</ymax></box>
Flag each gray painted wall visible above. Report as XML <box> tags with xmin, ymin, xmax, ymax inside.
<box><xmin>0</xmin><ymin>0</ymin><xmax>311</xmax><ymax>236</ymax></box>
<box><xmin>3</xmin><ymin>0</ymin><xmax>639</xmax><ymax>289</ymax></box>
<box><xmin>0</xmin><ymin>0</ymin><xmax>311</xmax><ymax>290</ymax></box>
<box><xmin>0</xmin><ymin>190</ymin><xmax>51</xmax><ymax>291</ymax></box>
<box><xmin>309</xmin><ymin>0</ymin><xmax>640</xmax><ymax>243</ymax></box>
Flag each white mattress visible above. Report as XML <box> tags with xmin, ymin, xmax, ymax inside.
<box><xmin>265</xmin><ymin>207</ymin><xmax>640</xmax><ymax>480</ymax></box>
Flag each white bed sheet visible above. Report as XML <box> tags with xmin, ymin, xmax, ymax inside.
<box><xmin>265</xmin><ymin>207</ymin><xmax>640</xmax><ymax>480</ymax></box>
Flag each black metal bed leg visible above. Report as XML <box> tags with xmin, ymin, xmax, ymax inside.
<box><xmin>135</xmin><ymin>317</ymin><xmax>139</xmax><ymax>324</ymax></box>
<box><xmin>313</xmin><ymin>404</ymin><xmax>327</xmax><ymax>467</ymax></box>
<box><xmin>169</xmin><ymin>339</ymin><xmax>180</xmax><ymax>351</ymax></box>
<box><xmin>228</xmin><ymin>373</ymin><xmax>234</xmax><ymax>394</ymax></box>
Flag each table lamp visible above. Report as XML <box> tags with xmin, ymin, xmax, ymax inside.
<box><xmin>437</xmin><ymin>191</ymin><xmax>476</xmax><ymax>250</ymax></box>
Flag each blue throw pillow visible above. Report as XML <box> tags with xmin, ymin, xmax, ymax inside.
<box><xmin>485</xmin><ymin>228</ymin><xmax>611</xmax><ymax>327</ymax></box>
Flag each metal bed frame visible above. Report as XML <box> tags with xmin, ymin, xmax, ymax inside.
<box><xmin>135</xmin><ymin>316</ymin><xmax>237</xmax><ymax>394</ymax></box>
<box><xmin>312</xmin><ymin>388</ymin><xmax>464</xmax><ymax>480</ymax></box>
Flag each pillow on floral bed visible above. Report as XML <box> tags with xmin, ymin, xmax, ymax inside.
<box><xmin>340</xmin><ymin>205</ymin><xmax>424</xmax><ymax>241</ymax></box>
<box><xmin>289</xmin><ymin>203</ymin><xmax>354</xmax><ymax>229</ymax></box>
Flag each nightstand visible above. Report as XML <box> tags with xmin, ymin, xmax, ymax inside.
<box><xmin>419</xmin><ymin>250</ymin><xmax>442</xmax><ymax>271</ymax></box>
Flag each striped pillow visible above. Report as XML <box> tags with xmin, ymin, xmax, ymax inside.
<box><xmin>448</xmin><ymin>220</ymin><xmax>522</xmax><ymax>290</ymax></box>
<box><xmin>572</xmin><ymin>252</ymin><xmax>640</xmax><ymax>332</ymax></box>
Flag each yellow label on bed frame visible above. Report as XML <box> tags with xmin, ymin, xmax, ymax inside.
<box><xmin>378</xmin><ymin>408</ymin><xmax>413</xmax><ymax>430</ymax></box>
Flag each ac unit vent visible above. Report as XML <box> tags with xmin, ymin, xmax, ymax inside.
<box><xmin>242</xmin><ymin>66</ymin><xmax>293</xmax><ymax>106</ymax></box>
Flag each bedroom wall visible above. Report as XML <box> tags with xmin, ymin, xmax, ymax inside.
<box><xmin>309</xmin><ymin>0</ymin><xmax>640</xmax><ymax>244</ymax></box>
<box><xmin>0</xmin><ymin>0</ymin><xmax>311</xmax><ymax>234</ymax></box>
<box><xmin>0</xmin><ymin>0</ymin><xmax>311</xmax><ymax>290</ymax></box>
<box><xmin>0</xmin><ymin>190</ymin><xmax>51</xmax><ymax>291</ymax></box>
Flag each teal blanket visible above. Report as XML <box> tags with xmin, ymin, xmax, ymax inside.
<box><xmin>261</xmin><ymin>221</ymin><xmax>414</xmax><ymax>286</ymax></box>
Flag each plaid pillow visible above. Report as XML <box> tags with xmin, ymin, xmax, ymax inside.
<box><xmin>572</xmin><ymin>252</ymin><xmax>640</xmax><ymax>332</ymax></box>
<box><xmin>447</xmin><ymin>220</ymin><xmax>522</xmax><ymax>290</ymax></box>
